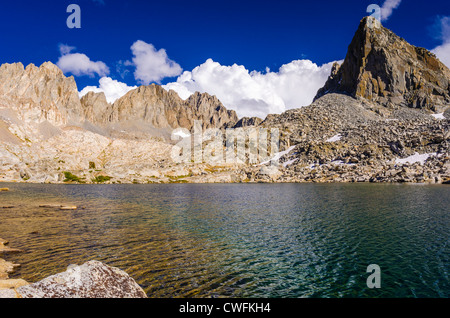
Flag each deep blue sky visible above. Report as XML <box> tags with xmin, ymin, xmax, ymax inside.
<box><xmin>0</xmin><ymin>0</ymin><xmax>448</xmax><ymax>90</ymax></box>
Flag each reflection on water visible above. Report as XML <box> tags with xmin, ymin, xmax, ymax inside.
<box><xmin>0</xmin><ymin>183</ymin><xmax>448</xmax><ymax>298</ymax></box>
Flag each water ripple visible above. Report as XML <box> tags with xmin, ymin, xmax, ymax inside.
<box><xmin>0</xmin><ymin>183</ymin><xmax>448</xmax><ymax>298</ymax></box>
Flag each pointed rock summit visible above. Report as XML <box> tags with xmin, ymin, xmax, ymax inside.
<box><xmin>315</xmin><ymin>17</ymin><xmax>450</xmax><ymax>111</ymax></box>
<box><xmin>185</xmin><ymin>91</ymin><xmax>239</xmax><ymax>129</ymax></box>
<box><xmin>105</xmin><ymin>85</ymin><xmax>238</xmax><ymax>130</ymax></box>
<box><xmin>80</xmin><ymin>91</ymin><xmax>111</xmax><ymax>124</ymax></box>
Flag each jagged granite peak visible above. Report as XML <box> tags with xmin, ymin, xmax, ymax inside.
<box><xmin>233</xmin><ymin>116</ymin><xmax>263</xmax><ymax>128</ymax></box>
<box><xmin>109</xmin><ymin>84</ymin><xmax>193</xmax><ymax>128</ymax></box>
<box><xmin>0</xmin><ymin>61</ymin><xmax>83</xmax><ymax>125</ymax></box>
<box><xmin>107</xmin><ymin>84</ymin><xmax>238</xmax><ymax>130</ymax></box>
<box><xmin>315</xmin><ymin>17</ymin><xmax>450</xmax><ymax>111</ymax></box>
<box><xmin>80</xmin><ymin>91</ymin><xmax>111</xmax><ymax>124</ymax></box>
<box><xmin>185</xmin><ymin>91</ymin><xmax>238</xmax><ymax>129</ymax></box>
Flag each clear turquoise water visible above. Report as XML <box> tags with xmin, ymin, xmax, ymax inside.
<box><xmin>0</xmin><ymin>183</ymin><xmax>448</xmax><ymax>298</ymax></box>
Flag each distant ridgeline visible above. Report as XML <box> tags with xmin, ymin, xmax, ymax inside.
<box><xmin>0</xmin><ymin>62</ymin><xmax>239</xmax><ymax>131</ymax></box>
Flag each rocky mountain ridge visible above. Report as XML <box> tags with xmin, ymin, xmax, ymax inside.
<box><xmin>0</xmin><ymin>60</ymin><xmax>241</xmax><ymax>183</ymax></box>
<box><xmin>0</xmin><ymin>17</ymin><xmax>448</xmax><ymax>184</ymax></box>
<box><xmin>0</xmin><ymin>61</ymin><xmax>239</xmax><ymax>132</ymax></box>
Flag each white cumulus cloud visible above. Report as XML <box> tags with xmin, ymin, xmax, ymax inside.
<box><xmin>432</xmin><ymin>42</ymin><xmax>450</xmax><ymax>68</ymax></box>
<box><xmin>57</xmin><ymin>44</ymin><xmax>110</xmax><ymax>77</ymax></box>
<box><xmin>163</xmin><ymin>58</ymin><xmax>338</xmax><ymax>119</ymax></box>
<box><xmin>129</xmin><ymin>40</ymin><xmax>182</xmax><ymax>84</ymax></box>
<box><xmin>431</xmin><ymin>16</ymin><xmax>450</xmax><ymax>68</ymax></box>
<box><xmin>380</xmin><ymin>0</ymin><xmax>402</xmax><ymax>22</ymax></box>
<box><xmin>79</xmin><ymin>77</ymin><xmax>137</xmax><ymax>103</ymax></box>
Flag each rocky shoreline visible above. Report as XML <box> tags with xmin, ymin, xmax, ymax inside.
<box><xmin>0</xmin><ymin>237</ymin><xmax>29</xmax><ymax>297</ymax></box>
<box><xmin>0</xmin><ymin>236</ymin><xmax>147</xmax><ymax>298</ymax></box>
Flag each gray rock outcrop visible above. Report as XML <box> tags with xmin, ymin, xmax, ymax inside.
<box><xmin>14</xmin><ymin>261</ymin><xmax>147</xmax><ymax>298</ymax></box>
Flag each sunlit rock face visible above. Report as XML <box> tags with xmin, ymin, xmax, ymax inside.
<box><xmin>315</xmin><ymin>17</ymin><xmax>450</xmax><ymax>112</ymax></box>
<box><xmin>0</xmin><ymin>62</ymin><xmax>84</xmax><ymax>125</ymax></box>
<box><xmin>108</xmin><ymin>85</ymin><xmax>238</xmax><ymax>130</ymax></box>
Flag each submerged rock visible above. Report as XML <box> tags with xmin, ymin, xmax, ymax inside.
<box><xmin>0</xmin><ymin>247</ymin><xmax>24</xmax><ymax>255</ymax></box>
<box><xmin>59</xmin><ymin>206</ymin><xmax>77</xmax><ymax>210</ymax></box>
<box><xmin>0</xmin><ymin>279</ymin><xmax>29</xmax><ymax>290</ymax></box>
<box><xmin>39</xmin><ymin>204</ymin><xmax>63</xmax><ymax>208</ymax></box>
<box><xmin>38</xmin><ymin>204</ymin><xmax>78</xmax><ymax>210</ymax></box>
<box><xmin>0</xmin><ymin>258</ymin><xmax>21</xmax><ymax>280</ymax></box>
<box><xmin>16</xmin><ymin>260</ymin><xmax>147</xmax><ymax>298</ymax></box>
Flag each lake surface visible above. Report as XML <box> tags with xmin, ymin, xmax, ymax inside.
<box><xmin>0</xmin><ymin>183</ymin><xmax>448</xmax><ymax>298</ymax></box>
